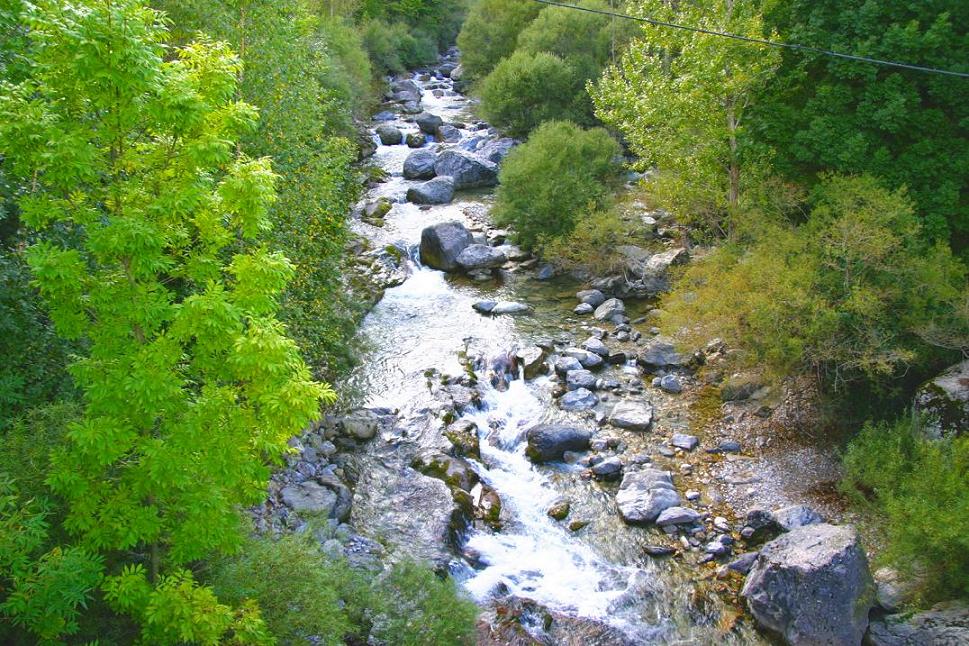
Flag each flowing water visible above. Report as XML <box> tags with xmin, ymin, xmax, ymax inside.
<box><xmin>343</xmin><ymin>63</ymin><xmax>764</xmax><ymax>644</ymax></box>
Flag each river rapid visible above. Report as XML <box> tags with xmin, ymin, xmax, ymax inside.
<box><xmin>341</xmin><ymin>53</ymin><xmax>765</xmax><ymax>645</ymax></box>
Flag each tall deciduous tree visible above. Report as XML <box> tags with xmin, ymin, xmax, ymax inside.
<box><xmin>593</xmin><ymin>0</ymin><xmax>780</xmax><ymax>234</ymax></box>
<box><xmin>0</xmin><ymin>0</ymin><xmax>329</xmax><ymax>640</ymax></box>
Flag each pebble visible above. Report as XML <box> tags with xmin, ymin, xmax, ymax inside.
<box><xmin>713</xmin><ymin>516</ymin><xmax>731</xmax><ymax>532</ymax></box>
<box><xmin>685</xmin><ymin>489</ymin><xmax>701</xmax><ymax>501</ymax></box>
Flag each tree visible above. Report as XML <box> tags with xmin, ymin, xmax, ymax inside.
<box><xmin>456</xmin><ymin>0</ymin><xmax>543</xmax><ymax>80</ymax></box>
<box><xmin>0</xmin><ymin>0</ymin><xmax>328</xmax><ymax>639</ymax></box>
<box><xmin>493</xmin><ymin>121</ymin><xmax>622</xmax><ymax>249</ymax></box>
<box><xmin>593</xmin><ymin>0</ymin><xmax>780</xmax><ymax>234</ymax></box>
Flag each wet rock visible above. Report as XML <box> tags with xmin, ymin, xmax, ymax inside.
<box><xmin>914</xmin><ymin>358</ymin><xmax>968</xmax><ymax>439</ymax></box>
<box><xmin>412</xmin><ymin>451</ymin><xmax>479</xmax><ymax>492</ymax></box>
<box><xmin>591</xmin><ymin>456</ymin><xmax>623</xmax><ymax>480</ymax></box>
<box><xmin>670</xmin><ymin>433</ymin><xmax>698</xmax><ymax>451</ymax></box>
<box><xmin>339</xmin><ymin>410</ymin><xmax>381</xmax><ymax>441</ymax></box>
<box><xmin>405</xmin><ymin>132</ymin><xmax>427</xmax><ymax>148</ymax></box>
<box><xmin>444</xmin><ymin>420</ymin><xmax>481</xmax><ymax>460</ymax></box>
<box><xmin>420</xmin><ymin>221</ymin><xmax>472</xmax><ymax>271</ymax></box>
<box><xmin>741</xmin><ymin>524</ymin><xmax>875</xmax><ymax>646</ymax></box>
<box><xmin>373</xmin><ymin>110</ymin><xmax>395</xmax><ymax>121</ymax></box>
<box><xmin>707</xmin><ymin>439</ymin><xmax>742</xmax><ymax>454</ymax></box>
<box><xmin>416</xmin><ymin>112</ymin><xmax>443</xmax><ymax>134</ymax></box>
<box><xmin>637</xmin><ymin>339</ymin><xmax>686</xmax><ymax>372</ymax></box>
<box><xmin>582</xmin><ymin>337</ymin><xmax>609</xmax><ymax>357</ymax></box>
<box><xmin>566</xmin><ymin>369</ymin><xmax>597</xmax><ymax>391</ymax></box>
<box><xmin>867</xmin><ymin>601</ymin><xmax>969</xmax><ymax>645</ymax></box>
<box><xmin>362</xmin><ymin>197</ymin><xmax>392</xmax><ymax>225</ymax></box>
<box><xmin>472</xmin><ymin>300</ymin><xmax>497</xmax><ymax>314</ymax></box>
<box><xmin>516</xmin><ymin>346</ymin><xmax>546</xmax><ymax>379</ymax></box>
<box><xmin>525</xmin><ymin>425</ymin><xmax>593</xmax><ymax>462</ymax></box>
<box><xmin>644</xmin><ymin>545</ymin><xmax>676</xmax><ymax>557</ymax></box>
<box><xmin>594</xmin><ymin>298</ymin><xmax>626</xmax><ymax>321</ymax></box>
<box><xmin>403</xmin><ymin>149</ymin><xmax>438</xmax><ymax>179</ymax></box>
<box><xmin>559</xmin><ymin>388</ymin><xmax>599</xmax><ymax>411</ymax></box>
<box><xmin>609</xmin><ymin>400</ymin><xmax>654</xmax><ymax>431</ymax></box>
<box><xmin>376</xmin><ymin>124</ymin><xmax>403</xmax><ymax>145</ymax></box>
<box><xmin>563</xmin><ymin>347</ymin><xmax>604</xmax><ymax>370</ymax></box>
<box><xmin>655</xmin><ymin>506</ymin><xmax>701</xmax><ymax>526</ymax></box>
<box><xmin>547</xmin><ymin>499</ymin><xmax>571</xmax><ymax>520</ymax></box>
<box><xmin>568</xmin><ymin>519</ymin><xmax>590</xmax><ymax>532</ymax></box>
<box><xmin>616</xmin><ymin>468</ymin><xmax>680</xmax><ymax>524</ymax></box>
<box><xmin>456</xmin><ymin>244</ymin><xmax>506</xmax><ymax>271</ymax></box>
<box><xmin>491</xmin><ymin>301</ymin><xmax>531</xmax><ymax>315</ymax></box>
<box><xmin>281</xmin><ymin>481</ymin><xmax>338</xmax><ymax>515</ymax></box>
<box><xmin>407</xmin><ymin>176</ymin><xmax>455</xmax><ymax>205</ymax></box>
<box><xmin>576</xmin><ymin>289</ymin><xmax>607</xmax><ymax>308</ymax></box>
<box><xmin>728</xmin><ymin>552</ymin><xmax>759</xmax><ymax>575</ymax></box>
<box><xmin>554</xmin><ymin>356</ymin><xmax>583</xmax><ymax>375</ymax></box>
<box><xmin>574</xmin><ymin>303</ymin><xmax>593</xmax><ymax>315</ymax></box>
<box><xmin>434</xmin><ymin>150</ymin><xmax>499</xmax><ymax>189</ymax></box>
<box><xmin>773</xmin><ymin>505</ymin><xmax>823</xmax><ymax>531</ymax></box>
<box><xmin>436</xmin><ymin>124</ymin><xmax>462</xmax><ymax>143</ymax></box>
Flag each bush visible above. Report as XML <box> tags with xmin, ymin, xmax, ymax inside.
<box><xmin>543</xmin><ymin>208</ymin><xmax>637</xmax><ymax>275</ymax></box>
<box><xmin>661</xmin><ymin>175</ymin><xmax>968</xmax><ymax>392</ymax></box>
<box><xmin>479</xmin><ymin>51</ymin><xmax>585</xmax><ymax>137</ymax></box>
<box><xmin>362</xmin><ymin>20</ymin><xmax>438</xmax><ymax>76</ymax></box>
<box><xmin>456</xmin><ymin>0</ymin><xmax>542</xmax><ymax>80</ymax></box>
<box><xmin>493</xmin><ymin>121</ymin><xmax>622</xmax><ymax>250</ymax></box>
<box><xmin>842</xmin><ymin>418</ymin><xmax>969</xmax><ymax>601</ymax></box>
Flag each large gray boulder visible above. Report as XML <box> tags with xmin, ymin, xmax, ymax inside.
<box><xmin>741</xmin><ymin>523</ymin><xmax>875</xmax><ymax>646</ymax></box>
<box><xmin>609</xmin><ymin>400</ymin><xmax>654</xmax><ymax>431</ymax></box>
<box><xmin>913</xmin><ymin>359</ymin><xmax>968</xmax><ymax>439</ymax></box>
<box><xmin>435</xmin><ymin>124</ymin><xmax>462</xmax><ymax>143</ymax></box>
<box><xmin>867</xmin><ymin>601</ymin><xmax>969</xmax><ymax>645</ymax></box>
<box><xmin>594</xmin><ymin>298</ymin><xmax>625</xmax><ymax>321</ymax></box>
<box><xmin>403</xmin><ymin>149</ymin><xmax>437</xmax><ymax>179</ymax></box>
<box><xmin>616</xmin><ymin>468</ymin><xmax>680</xmax><ymax>524</ymax></box>
<box><xmin>420</xmin><ymin>221</ymin><xmax>472</xmax><ymax>271</ymax></box>
<box><xmin>407</xmin><ymin>176</ymin><xmax>455</xmax><ymax>205</ymax></box>
<box><xmin>477</xmin><ymin>137</ymin><xmax>516</xmax><ymax>163</ymax></box>
<box><xmin>281</xmin><ymin>481</ymin><xmax>337</xmax><ymax>515</ymax></box>
<box><xmin>455</xmin><ymin>244</ymin><xmax>506</xmax><ymax>271</ymax></box>
<box><xmin>376</xmin><ymin>124</ymin><xmax>402</xmax><ymax>145</ymax></box>
<box><xmin>526</xmin><ymin>425</ymin><xmax>593</xmax><ymax>462</ymax></box>
<box><xmin>637</xmin><ymin>339</ymin><xmax>687</xmax><ymax>372</ymax></box>
<box><xmin>434</xmin><ymin>150</ymin><xmax>499</xmax><ymax>189</ymax></box>
<box><xmin>416</xmin><ymin>112</ymin><xmax>443</xmax><ymax>134</ymax></box>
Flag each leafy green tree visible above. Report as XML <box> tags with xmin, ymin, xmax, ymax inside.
<box><xmin>593</xmin><ymin>0</ymin><xmax>781</xmax><ymax>234</ymax></box>
<box><xmin>755</xmin><ymin>0</ymin><xmax>969</xmax><ymax>248</ymax></box>
<box><xmin>479</xmin><ymin>51</ymin><xmax>581</xmax><ymax>137</ymax></box>
<box><xmin>0</xmin><ymin>0</ymin><xmax>328</xmax><ymax>639</ymax></box>
<box><xmin>493</xmin><ymin>121</ymin><xmax>622</xmax><ymax>249</ymax></box>
<box><xmin>456</xmin><ymin>0</ymin><xmax>542</xmax><ymax>80</ymax></box>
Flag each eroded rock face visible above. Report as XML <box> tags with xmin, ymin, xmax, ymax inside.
<box><xmin>419</xmin><ymin>221</ymin><xmax>472</xmax><ymax>271</ymax></box>
<box><xmin>526</xmin><ymin>425</ymin><xmax>592</xmax><ymax>462</ymax></box>
<box><xmin>867</xmin><ymin>601</ymin><xmax>969</xmax><ymax>645</ymax></box>
<box><xmin>616</xmin><ymin>468</ymin><xmax>680</xmax><ymax>524</ymax></box>
<box><xmin>741</xmin><ymin>523</ymin><xmax>875</xmax><ymax>646</ymax></box>
<box><xmin>434</xmin><ymin>150</ymin><xmax>499</xmax><ymax>189</ymax></box>
<box><xmin>914</xmin><ymin>359</ymin><xmax>968</xmax><ymax>439</ymax></box>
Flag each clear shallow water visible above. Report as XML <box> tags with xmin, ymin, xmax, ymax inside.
<box><xmin>344</xmin><ymin>69</ymin><xmax>764</xmax><ymax>644</ymax></box>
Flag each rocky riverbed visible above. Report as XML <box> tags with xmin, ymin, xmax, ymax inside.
<box><xmin>257</xmin><ymin>49</ymin><xmax>968</xmax><ymax>645</ymax></box>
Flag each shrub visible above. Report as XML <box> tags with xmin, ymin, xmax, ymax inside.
<box><xmin>543</xmin><ymin>208</ymin><xmax>637</xmax><ymax>275</ymax></box>
<box><xmin>362</xmin><ymin>20</ymin><xmax>438</xmax><ymax>75</ymax></box>
<box><xmin>479</xmin><ymin>51</ymin><xmax>585</xmax><ymax>137</ymax></box>
<box><xmin>842</xmin><ymin>418</ymin><xmax>969</xmax><ymax>601</ymax></box>
<box><xmin>493</xmin><ymin>121</ymin><xmax>622</xmax><ymax>250</ymax></box>
<box><xmin>456</xmin><ymin>0</ymin><xmax>542</xmax><ymax>80</ymax></box>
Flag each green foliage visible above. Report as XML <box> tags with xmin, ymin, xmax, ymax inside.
<box><xmin>662</xmin><ymin>175</ymin><xmax>968</xmax><ymax>392</ymax></box>
<box><xmin>358</xmin><ymin>0</ymin><xmax>468</xmax><ymax>49</ymax></box>
<box><xmin>0</xmin><ymin>402</ymin><xmax>78</xmax><ymax>503</ymax></box>
<box><xmin>543</xmin><ymin>208</ymin><xmax>637</xmax><ymax>276</ymax></box>
<box><xmin>493</xmin><ymin>121</ymin><xmax>622</xmax><ymax>250</ymax></box>
<box><xmin>456</xmin><ymin>0</ymin><xmax>542</xmax><ymax>80</ymax></box>
<box><xmin>842</xmin><ymin>418</ymin><xmax>969</xmax><ymax>600</ymax></box>
<box><xmin>479</xmin><ymin>51</ymin><xmax>582</xmax><ymax>137</ymax></box>
<box><xmin>362</xmin><ymin>19</ymin><xmax>438</xmax><ymax>75</ymax></box>
<box><xmin>755</xmin><ymin>0</ymin><xmax>969</xmax><ymax>247</ymax></box>
<box><xmin>593</xmin><ymin>0</ymin><xmax>781</xmax><ymax>234</ymax></box>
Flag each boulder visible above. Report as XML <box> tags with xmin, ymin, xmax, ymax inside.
<box><xmin>412</xmin><ymin>451</ymin><xmax>479</xmax><ymax>492</ymax></box>
<box><xmin>455</xmin><ymin>244</ymin><xmax>506</xmax><ymax>271</ymax></box>
<box><xmin>449</xmin><ymin>64</ymin><xmax>464</xmax><ymax>81</ymax></box>
<box><xmin>563</xmin><ymin>347</ymin><xmax>604</xmax><ymax>370</ymax></box>
<box><xmin>403</xmin><ymin>149</ymin><xmax>437</xmax><ymax>179</ymax></box>
<box><xmin>436</xmin><ymin>124</ymin><xmax>462</xmax><ymax>143</ymax></box>
<box><xmin>444</xmin><ymin>420</ymin><xmax>480</xmax><ymax>460</ymax></box>
<box><xmin>407</xmin><ymin>176</ymin><xmax>454</xmax><ymax>205</ymax></box>
<box><xmin>670</xmin><ymin>433</ymin><xmax>698</xmax><ymax>451</ymax></box>
<box><xmin>637</xmin><ymin>339</ymin><xmax>686</xmax><ymax>372</ymax></box>
<box><xmin>281</xmin><ymin>481</ymin><xmax>338</xmax><ymax>515</ymax></box>
<box><xmin>591</xmin><ymin>456</ymin><xmax>624</xmax><ymax>480</ymax></box>
<box><xmin>644</xmin><ymin>248</ymin><xmax>689</xmax><ymax>274</ymax></box>
<box><xmin>419</xmin><ymin>221</ymin><xmax>472</xmax><ymax>271</ymax></box>
<box><xmin>339</xmin><ymin>410</ymin><xmax>381</xmax><ymax>441</ymax></box>
<box><xmin>477</xmin><ymin>137</ymin><xmax>516</xmax><ymax>163</ymax></box>
<box><xmin>405</xmin><ymin>132</ymin><xmax>427</xmax><ymax>148</ymax></box>
<box><xmin>609</xmin><ymin>400</ymin><xmax>654</xmax><ymax>431</ymax></box>
<box><xmin>416</xmin><ymin>112</ymin><xmax>443</xmax><ymax>134</ymax></box>
<box><xmin>566</xmin><ymin>369</ymin><xmax>597</xmax><ymax>391</ymax></box>
<box><xmin>913</xmin><ymin>359</ymin><xmax>968</xmax><ymax>439</ymax></box>
<box><xmin>434</xmin><ymin>150</ymin><xmax>499</xmax><ymax>189</ymax></box>
<box><xmin>773</xmin><ymin>505</ymin><xmax>823</xmax><ymax>531</ymax></box>
<box><xmin>658</xmin><ymin>374</ymin><xmax>682</xmax><ymax>393</ymax></box>
<box><xmin>391</xmin><ymin>79</ymin><xmax>420</xmax><ymax>95</ymax></box>
<box><xmin>554</xmin><ymin>356</ymin><xmax>583</xmax><ymax>375</ymax></box>
<box><xmin>616</xmin><ymin>468</ymin><xmax>680</xmax><ymax>524</ymax></box>
<box><xmin>594</xmin><ymin>298</ymin><xmax>626</xmax><ymax>321</ymax></box>
<box><xmin>576</xmin><ymin>289</ymin><xmax>607</xmax><ymax>308</ymax></box>
<box><xmin>655</xmin><ymin>506</ymin><xmax>702</xmax><ymax>526</ymax></box>
<box><xmin>526</xmin><ymin>425</ymin><xmax>593</xmax><ymax>462</ymax></box>
<box><xmin>867</xmin><ymin>601</ymin><xmax>969</xmax><ymax>645</ymax></box>
<box><xmin>582</xmin><ymin>337</ymin><xmax>609</xmax><ymax>357</ymax></box>
<box><xmin>490</xmin><ymin>302</ymin><xmax>531</xmax><ymax>315</ymax></box>
<box><xmin>741</xmin><ymin>524</ymin><xmax>875</xmax><ymax>646</ymax></box>
<box><xmin>376</xmin><ymin>124</ymin><xmax>402</xmax><ymax>145</ymax></box>
<box><xmin>362</xmin><ymin>198</ymin><xmax>392</xmax><ymax>225</ymax></box>
<box><xmin>516</xmin><ymin>346</ymin><xmax>546</xmax><ymax>378</ymax></box>
<box><xmin>559</xmin><ymin>388</ymin><xmax>598</xmax><ymax>411</ymax></box>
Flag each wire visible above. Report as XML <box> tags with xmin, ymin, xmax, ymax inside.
<box><xmin>531</xmin><ymin>0</ymin><xmax>969</xmax><ymax>79</ymax></box>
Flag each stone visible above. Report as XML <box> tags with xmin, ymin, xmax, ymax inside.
<box><xmin>449</xmin><ymin>64</ymin><xmax>464</xmax><ymax>80</ymax></box>
<box><xmin>419</xmin><ymin>221</ymin><xmax>472</xmax><ymax>271</ymax></box>
<box><xmin>373</xmin><ymin>110</ymin><xmax>395</xmax><ymax>121</ymax></box>
<box><xmin>708</xmin><ymin>439</ymin><xmax>742</xmax><ymax>454</ymax></box>
<box><xmin>591</xmin><ymin>456</ymin><xmax>623</xmax><ymax>480</ymax></box>
<box><xmin>609</xmin><ymin>400</ymin><xmax>654</xmax><ymax>431</ymax></box>
<box><xmin>559</xmin><ymin>388</ymin><xmax>599</xmax><ymax>411</ymax></box>
<box><xmin>434</xmin><ymin>150</ymin><xmax>499</xmax><ymax>189</ymax></box>
<box><xmin>405</xmin><ymin>132</ymin><xmax>427</xmax><ymax>148</ymax></box>
<box><xmin>547</xmin><ymin>499</ymin><xmax>571</xmax><ymax>520</ymax></box>
<box><xmin>576</xmin><ymin>289</ymin><xmax>607</xmax><ymax>308</ymax></box>
<box><xmin>741</xmin><ymin>524</ymin><xmax>875</xmax><ymax>646</ymax></box>
<box><xmin>444</xmin><ymin>420</ymin><xmax>480</xmax><ymax>460</ymax></box>
<box><xmin>455</xmin><ymin>244</ymin><xmax>506</xmax><ymax>271</ymax></box>
<box><xmin>728</xmin><ymin>552</ymin><xmax>759</xmax><ymax>575</ymax></box>
<box><xmin>773</xmin><ymin>505</ymin><xmax>823</xmax><ymax>531</ymax></box>
<box><xmin>637</xmin><ymin>339</ymin><xmax>686</xmax><ymax>371</ymax></box>
<box><xmin>563</xmin><ymin>347</ymin><xmax>604</xmax><ymax>370</ymax></box>
<box><xmin>574</xmin><ymin>303</ymin><xmax>594</xmax><ymax>315</ymax></box>
<box><xmin>644</xmin><ymin>248</ymin><xmax>689</xmax><ymax>274</ymax></box>
<box><xmin>407</xmin><ymin>176</ymin><xmax>454</xmax><ymax>205</ymax></box>
<box><xmin>616</xmin><ymin>468</ymin><xmax>680</xmax><ymax>524</ymax></box>
<box><xmin>671</xmin><ymin>433</ymin><xmax>699</xmax><ymax>451</ymax></box>
<box><xmin>471</xmin><ymin>300</ymin><xmax>497</xmax><ymax>314</ymax></box>
<box><xmin>415</xmin><ymin>112</ymin><xmax>443</xmax><ymax>135</ymax></box>
<box><xmin>403</xmin><ymin>149</ymin><xmax>437</xmax><ymax>179</ymax></box>
<box><xmin>477</xmin><ymin>137</ymin><xmax>516</xmax><ymax>163</ymax></box>
<box><xmin>340</xmin><ymin>410</ymin><xmax>380</xmax><ymax>440</ymax></box>
<box><xmin>721</xmin><ymin>376</ymin><xmax>763</xmax><ymax>402</ymax></box>
<box><xmin>435</xmin><ymin>124</ymin><xmax>462</xmax><ymax>143</ymax></box>
<box><xmin>914</xmin><ymin>358</ymin><xmax>969</xmax><ymax>439</ymax></box>
<box><xmin>594</xmin><ymin>298</ymin><xmax>626</xmax><ymax>321</ymax></box>
<box><xmin>659</xmin><ymin>374</ymin><xmax>683</xmax><ymax>393</ymax></box>
<box><xmin>566</xmin><ymin>369</ymin><xmax>597</xmax><ymax>391</ymax></box>
<box><xmin>525</xmin><ymin>425</ymin><xmax>593</xmax><ymax>462</ymax></box>
<box><xmin>705</xmin><ymin>537</ymin><xmax>732</xmax><ymax>557</ymax></box>
<box><xmin>281</xmin><ymin>481</ymin><xmax>338</xmax><ymax>515</ymax></box>
<box><xmin>376</xmin><ymin>124</ymin><xmax>402</xmax><ymax>145</ymax></box>
<box><xmin>411</xmin><ymin>451</ymin><xmax>479</xmax><ymax>492</ymax></box>
<box><xmin>554</xmin><ymin>356</ymin><xmax>583</xmax><ymax>375</ymax></box>
<box><xmin>655</xmin><ymin>506</ymin><xmax>702</xmax><ymax>526</ymax></box>
<box><xmin>495</xmin><ymin>244</ymin><xmax>528</xmax><ymax>261</ymax></box>
<box><xmin>536</xmin><ymin>264</ymin><xmax>555</xmax><ymax>280</ymax></box>
<box><xmin>867</xmin><ymin>601</ymin><xmax>969</xmax><ymax>646</ymax></box>
<box><xmin>644</xmin><ymin>545</ymin><xmax>676</xmax><ymax>557</ymax></box>
<box><xmin>582</xmin><ymin>337</ymin><xmax>609</xmax><ymax>357</ymax></box>
<box><xmin>516</xmin><ymin>346</ymin><xmax>546</xmax><ymax>379</ymax></box>
<box><xmin>490</xmin><ymin>301</ymin><xmax>531</xmax><ymax>315</ymax></box>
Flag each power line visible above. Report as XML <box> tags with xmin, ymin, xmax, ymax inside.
<box><xmin>531</xmin><ymin>0</ymin><xmax>969</xmax><ymax>79</ymax></box>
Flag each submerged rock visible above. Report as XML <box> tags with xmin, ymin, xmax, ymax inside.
<box><xmin>419</xmin><ymin>221</ymin><xmax>472</xmax><ymax>271</ymax></box>
<box><xmin>525</xmin><ymin>425</ymin><xmax>593</xmax><ymax>462</ymax></box>
<box><xmin>741</xmin><ymin>523</ymin><xmax>875</xmax><ymax>646</ymax></box>
<box><xmin>616</xmin><ymin>468</ymin><xmax>680</xmax><ymax>524</ymax></box>
<box><xmin>490</xmin><ymin>301</ymin><xmax>531</xmax><ymax>315</ymax></box>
